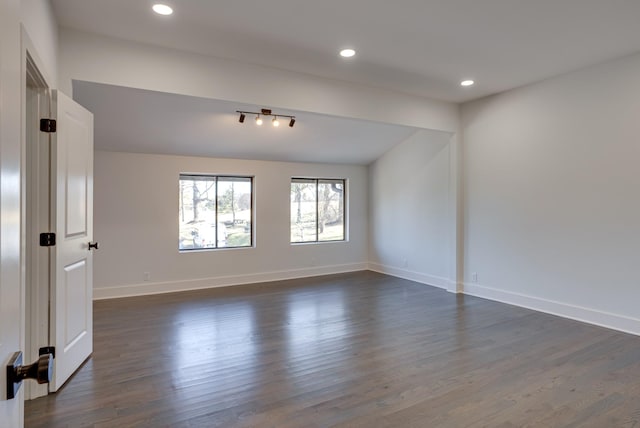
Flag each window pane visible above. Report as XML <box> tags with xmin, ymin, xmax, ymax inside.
<box><xmin>217</xmin><ymin>177</ymin><xmax>252</xmax><ymax>248</ymax></box>
<box><xmin>179</xmin><ymin>176</ymin><xmax>217</xmax><ymax>250</ymax></box>
<box><xmin>318</xmin><ymin>180</ymin><xmax>344</xmax><ymax>241</ymax></box>
<box><xmin>290</xmin><ymin>178</ymin><xmax>345</xmax><ymax>243</ymax></box>
<box><xmin>290</xmin><ymin>180</ymin><xmax>317</xmax><ymax>243</ymax></box>
<box><xmin>179</xmin><ymin>175</ymin><xmax>252</xmax><ymax>250</ymax></box>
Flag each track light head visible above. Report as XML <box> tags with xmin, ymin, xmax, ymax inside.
<box><xmin>239</xmin><ymin>113</ymin><xmax>245</xmax><ymax>123</ymax></box>
<box><xmin>272</xmin><ymin>116</ymin><xmax>280</xmax><ymax>127</ymax></box>
<box><xmin>289</xmin><ymin>118</ymin><xmax>296</xmax><ymax>128</ymax></box>
<box><xmin>255</xmin><ymin>115</ymin><xmax>263</xmax><ymax>126</ymax></box>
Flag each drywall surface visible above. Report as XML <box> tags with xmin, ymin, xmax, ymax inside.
<box><xmin>21</xmin><ymin>0</ymin><xmax>57</xmax><ymax>84</ymax></box>
<box><xmin>462</xmin><ymin>52</ymin><xmax>640</xmax><ymax>333</ymax></box>
<box><xmin>93</xmin><ymin>151</ymin><xmax>368</xmax><ymax>298</ymax></box>
<box><xmin>369</xmin><ymin>129</ymin><xmax>452</xmax><ymax>288</ymax></box>
<box><xmin>0</xmin><ymin>0</ymin><xmax>24</xmax><ymax>421</ymax></box>
<box><xmin>58</xmin><ymin>28</ymin><xmax>459</xmax><ymax>133</ymax></box>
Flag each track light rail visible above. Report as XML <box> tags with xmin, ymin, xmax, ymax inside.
<box><xmin>236</xmin><ymin>108</ymin><xmax>296</xmax><ymax>127</ymax></box>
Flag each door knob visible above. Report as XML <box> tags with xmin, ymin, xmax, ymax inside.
<box><xmin>6</xmin><ymin>351</ymin><xmax>53</xmax><ymax>400</ymax></box>
<box><xmin>88</xmin><ymin>241</ymin><xmax>99</xmax><ymax>250</ymax></box>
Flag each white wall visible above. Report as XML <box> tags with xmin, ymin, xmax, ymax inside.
<box><xmin>58</xmin><ymin>28</ymin><xmax>459</xmax><ymax>133</ymax></box>
<box><xmin>368</xmin><ymin>129</ymin><xmax>452</xmax><ymax>288</ymax></box>
<box><xmin>58</xmin><ymin>28</ymin><xmax>464</xmax><ymax>296</ymax></box>
<box><xmin>0</xmin><ymin>0</ymin><xmax>25</xmax><ymax>421</ymax></box>
<box><xmin>462</xmin><ymin>52</ymin><xmax>640</xmax><ymax>334</ymax></box>
<box><xmin>93</xmin><ymin>151</ymin><xmax>368</xmax><ymax>298</ymax></box>
<box><xmin>21</xmin><ymin>0</ymin><xmax>57</xmax><ymax>85</ymax></box>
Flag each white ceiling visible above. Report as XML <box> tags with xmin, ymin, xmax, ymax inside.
<box><xmin>73</xmin><ymin>81</ymin><xmax>422</xmax><ymax>165</ymax></box>
<box><xmin>56</xmin><ymin>1</ymin><xmax>640</xmax><ymax>164</ymax></box>
<box><xmin>53</xmin><ymin>0</ymin><xmax>640</xmax><ymax>103</ymax></box>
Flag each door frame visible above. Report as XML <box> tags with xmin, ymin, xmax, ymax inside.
<box><xmin>21</xmin><ymin>27</ymin><xmax>53</xmax><ymax>401</ymax></box>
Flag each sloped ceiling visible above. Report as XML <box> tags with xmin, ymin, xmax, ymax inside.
<box><xmin>74</xmin><ymin>81</ymin><xmax>426</xmax><ymax>165</ymax></box>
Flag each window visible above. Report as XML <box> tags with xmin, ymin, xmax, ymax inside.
<box><xmin>290</xmin><ymin>178</ymin><xmax>345</xmax><ymax>243</ymax></box>
<box><xmin>179</xmin><ymin>175</ymin><xmax>253</xmax><ymax>250</ymax></box>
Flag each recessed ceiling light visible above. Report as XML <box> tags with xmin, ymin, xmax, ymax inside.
<box><xmin>340</xmin><ymin>49</ymin><xmax>356</xmax><ymax>58</ymax></box>
<box><xmin>152</xmin><ymin>4</ymin><xmax>173</xmax><ymax>15</ymax></box>
<box><xmin>460</xmin><ymin>80</ymin><xmax>475</xmax><ymax>87</ymax></box>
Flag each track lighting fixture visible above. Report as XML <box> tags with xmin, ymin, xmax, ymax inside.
<box><xmin>236</xmin><ymin>108</ymin><xmax>296</xmax><ymax>128</ymax></box>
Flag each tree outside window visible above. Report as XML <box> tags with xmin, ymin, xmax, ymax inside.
<box><xmin>179</xmin><ymin>175</ymin><xmax>253</xmax><ymax>250</ymax></box>
<box><xmin>290</xmin><ymin>178</ymin><xmax>345</xmax><ymax>243</ymax></box>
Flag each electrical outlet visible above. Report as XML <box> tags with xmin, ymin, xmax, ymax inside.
<box><xmin>472</xmin><ymin>272</ymin><xmax>478</xmax><ymax>283</ymax></box>
<box><xmin>143</xmin><ymin>272</ymin><xmax>151</xmax><ymax>281</ymax></box>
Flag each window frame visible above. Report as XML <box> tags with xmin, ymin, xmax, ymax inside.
<box><xmin>290</xmin><ymin>177</ymin><xmax>346</xmax><ymax>244</ymax></box>
<box><xmin>179</xmin><ymin>174</ymin><xmax>254</xmax><ymax>251</ymax></box>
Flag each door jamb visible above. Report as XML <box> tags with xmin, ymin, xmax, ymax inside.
<box><xmin>21</xmin><ymin>28</ymin><xmax>52</xmax><ymax>401</ymax></box>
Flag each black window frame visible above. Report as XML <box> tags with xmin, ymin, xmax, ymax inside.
<box><xmin>290</xmin><ymin>177</ymin><xmax>346</xmax><ymax>244</ymax></box>
<box><xmin>179</xmin><ymin>174</ymin><xmax>254</xmax><ymax>251</ymax></box>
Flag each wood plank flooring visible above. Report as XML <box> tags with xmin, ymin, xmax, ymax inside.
<box><xmin>25</xmin><ymin>271</ymin><xmax>640</xmax><ymax>427</ymax></box>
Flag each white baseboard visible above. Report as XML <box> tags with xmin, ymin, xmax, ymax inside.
<box><xmin>368</xmin><ymin>263</ymin><xmax>451</xmax><ymax>290</ymax></box>
<box><xmin>463</xmin><ymin>282</ymin><xmax>640</xmax><ymax>336</ymax></box>
<box><xmin>94</xmin><ymin>262</ymin><xmax>369</xmax><ymax>300</ymax></box>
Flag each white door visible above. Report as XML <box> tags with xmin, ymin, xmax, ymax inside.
<box><xmin>49</xmin><ymin>90</ymin><xmax>94</xmax><ymax>391</ymax></box>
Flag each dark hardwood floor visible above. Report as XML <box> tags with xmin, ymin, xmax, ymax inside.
<box><xmin>25</xmin><ymin>271</ymin><xmax>640</xmax><ymax>427</ymax></box>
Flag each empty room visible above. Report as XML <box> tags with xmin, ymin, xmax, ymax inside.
<box><xmin>2</xmin><ymin>0</ymin><xmax>640</xmax><ymax>427</ymax></box>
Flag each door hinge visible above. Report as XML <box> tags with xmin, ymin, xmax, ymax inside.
<box><xmin>40</xmin><ymin>118</ymin><xmax>57</xmax><ymax>133</ymax></box>
<box><xmin>39</xmin><ymin>346</ymin><xmax>55</xmax><ymax>359</ymax></box>
<box><xmin>39</xmin><ymin>232</ymin><xmax>56</xmax><ymax>247</ymax></box>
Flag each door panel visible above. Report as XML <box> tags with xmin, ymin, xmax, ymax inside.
<box><xmin>63</xmin><ymin>260</ymin><xmax>88</xmax><ymax>351</ymax></box>
<box><xmin>50</xmin><ymin>90</ymin><xmax>94</xmax><ymax>392</ymax></box>
<box><xmin>64</xmin><ymin>115</ymin><xmax>88</xmax><ymax>237</ymax></box>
